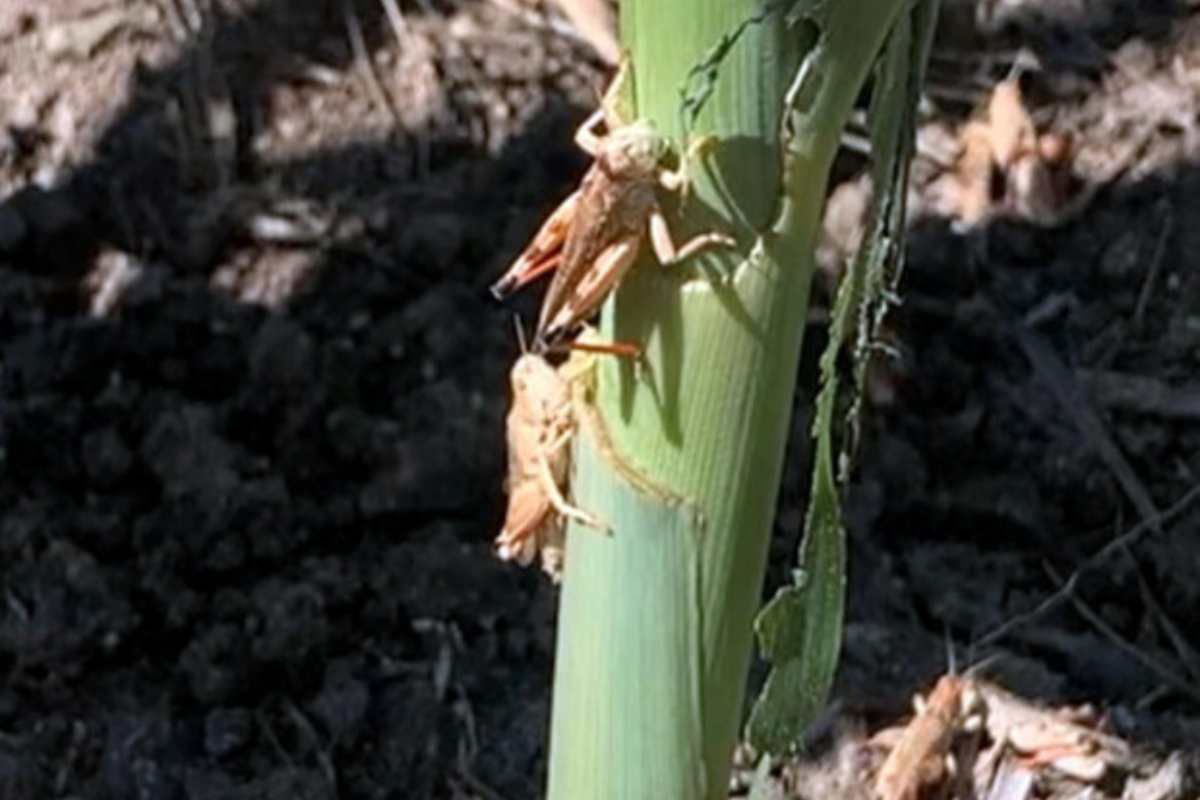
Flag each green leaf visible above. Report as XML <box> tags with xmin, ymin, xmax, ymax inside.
<box><xmin>747</xmin><ymin>0</ymin><xmax>941</xmax><ymax>755</ymax></box>
<box><xmin>747</xmin><ymin>430</ymin><xmax>844</xmax><ymax>753</ymax></box>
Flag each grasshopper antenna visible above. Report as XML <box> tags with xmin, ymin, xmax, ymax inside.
<box><xmin>512</xmin><ymin>313</ymin><xmax>529</xmax><ymax>355</ymax></box>
<box><xmin>963</xmin><ymin>652</ymin><xmax>1004</xmax><ymax>681</ymax></box>
<box><xmin>943</xmin><ymin>624</ymin><xmax>958</xmax><ymax>676</ymax></box>
<box><xmin>959</xmin><ymin>627</ymin><xmax>1004</xmax><ymax>681</ymax></box>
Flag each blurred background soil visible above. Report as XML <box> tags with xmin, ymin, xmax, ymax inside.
<box><xmin>1</xmin><ymin>1</ymin><xmax>1199</xmax><ymax>797</ymax></box>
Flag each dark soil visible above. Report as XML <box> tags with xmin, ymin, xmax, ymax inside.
<box><xmin>1</xmin><ymin>1</ymin><xmax>1198</xmax><ymax>798</ymax></box>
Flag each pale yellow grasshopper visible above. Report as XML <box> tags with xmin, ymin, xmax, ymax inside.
<box><xmin>497</xmin><ymin>315</ymin><xmax>703</xmax><ymax>579</ymax></box>
<box><xmin>494</xmin><ymin>327</ymin><xmax>608</xmax><ymax>580</ymax></box>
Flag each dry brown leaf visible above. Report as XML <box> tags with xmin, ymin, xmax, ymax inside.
<box><xmin>983</xmin><ymin>758</ymin><xmax>1035</xmax><ymax>800</ymax></box>
<box><xmin>971</xmin><ymin>680</ymin><xmax>1132</xmax><ymax>785</ymax></box>
<box><xmin>957</xmin><ymin>119</ymin><xmax>996</xmax><ymax>226</ymax></box>
<box><xmin>987</xmin><ymin>78</ymin><xmax>1037</xmax><ymax>169</ymax></box>
<box><xmin>950</xmin><ymin>77</ymin><xmax>1075</xmax><ymax>226</ymax></box>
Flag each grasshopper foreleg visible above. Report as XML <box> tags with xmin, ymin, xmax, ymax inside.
<box><xmin>648</xmin><ymin>206</ymin><xmax>736</xmax><ymax>266</ymax></box>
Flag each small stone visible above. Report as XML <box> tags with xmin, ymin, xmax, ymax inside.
<box><xmin>203</xmin><ymin>708</ymin><xmax>252</xmax><ymax>758</ymax></box>
<box><xmin>82</xmin><ymin>427</ymin><xmax>133</xmax><ymax>487</ymax></box>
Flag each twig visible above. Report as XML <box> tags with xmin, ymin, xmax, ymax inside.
<box><xmin>1126</xmin><ymin>552</ymin><xmax>1200</xmax><ymax>684</ymax></box>
<box><xmin>1044</xmin><ymin>562</ymin><xmax>1200</xmax><ymax>706</ymax></box>
<box><xmin>929</xmin><ymin>47</ymin><xmax>1024</xmax><ymax>67</ymax></box>
<box><xmin>256</xmin><ymin>709</ymin><xmax>297</xmax><ymax>767</ymax></box>
<box><xmin>974</xmin><ymin>484</ymin><xmax>1200</xmax><ymax>649</ymax></box>
<box><xmin>984</xmin><ymin>759</ymin><xmax>1034</xmax><ymax>800</ymax></box>
<box><xmin>1021</xmin><ymin>320</ymin><xmax>1200</xmax><ymax>693</ymax></box>
<box><xmin>1133</xmin><ymin>199</ymin><xmax>1173</xmax><ymax>331</ymax></box>
<box><xmin>152</xmin><ymin>0</ymin><xmax>191</xmax><ymax>42</ymax></box>
<box><xmin>1015</xmin><ymin>326</ymin><xmax>1160</xmax><ymax>526</ymax></box>
<box><xmin>342</xmin><ymin>0</ymin><xmax>402</xmax><ymax>130</ymax></box>
<box><xmin>452</xmin><ymin>769</ymin><xmax>510</xmax><ymax>800</ymax></box>
<box><xmin>1135</xmin><ymin>684</ymin><xmax>1172</xmax><ymax>711</ymax></box>
<box><xmin>377</xmin><ymin>0</ymin><xmax>431</xmax><ymax>176</ymax></box>
<box><xmin>378</xmin><ymin>0</ymin><xmax>412</xmax><ymax>44</ymax></box>
<box><xmin>1021</xmin><ymin>291</ymin><xmax>1077</xmax><ymax>328</ymax></box>
<box><xmin>284</xmin><ymin>700</ymin><xmax>340</xmax><ymax>799</ymax></box>
<box><xmin>170</xmin><ymin>0</ymin><xmax>205</xmax><ymax>36</ymax></box>
<box><xmin>923</xmin><ymin>82</ymin><xmax>988</xmax><ymax>107</ymax></box>
<box><xmin>1079</xmin><ymin>369</ymin><xmax>1200</xmax><ymax>422</ymax></box>
<box><xmin>839</xmin><ymin>130</ymin><xmax>872</xmax><ymax>156</ymax></box>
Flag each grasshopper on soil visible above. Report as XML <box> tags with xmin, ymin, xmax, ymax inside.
<box><xmin>871</xmin><ymin>675</ymin><xmax>1133</xmax><ymax>800</ymax></box>
<box><xmin>490</xmin><ymin>57</ymin><xmax>735</xmax><ymax>349</ymax></box>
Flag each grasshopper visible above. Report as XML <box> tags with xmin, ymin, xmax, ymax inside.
<box><xmin>490</xmin><ymin>57</ymin><xmax>735</xmax><ymax>349</ymax></box>
<box><xmin>495</xmin><ymin>337</ymin><xmax>604</xmax><ymax>580</ymax></box>
<box><xmin>872</xmin><ymin>675</ymin><xmax>1130</xmax><ymax>800</ymax></box>
<box><xmin>496</xmin><ymin>322</ymin><xmax>697</xmax><ymax>579</ymax></box>
<box><xmin>873</xmin><ymin>675</ymin><xmax>969</xmax><ymax>800</ymax></box>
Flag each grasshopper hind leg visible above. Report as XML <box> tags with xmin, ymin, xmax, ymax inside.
<box><xmin>535</xmin><ymin>445</ymin><xmax>606</xmax><ymax>533</ymax></box>
<box><xmin>536</xmin><ymin>236</ymin><xmax>640</xmax><ymax>348</ymax></box>
<box><xmin>489</xmin><ymin>190</ymin><xmax>580</xmax><ymax>300</ymax></box>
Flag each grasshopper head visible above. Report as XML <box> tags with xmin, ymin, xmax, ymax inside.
<box><xmin>600</xmin><ymin>120</ymin><xmax>668</xmax><ymax>180</ymax></box>
<box><xmin>511</xmin><ymin>353</ymin><xmax>570</xmax><ymax>414</ymax></box>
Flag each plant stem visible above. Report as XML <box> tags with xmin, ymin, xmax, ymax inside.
<box><xmin>547</xmin><ymin>3</ymin><xmax>906</xmax><ymax>797</ymax></box>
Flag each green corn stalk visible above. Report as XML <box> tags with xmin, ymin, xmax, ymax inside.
<box><xmin>748</xmin><ymin>0</ymin><xmax>941</xmax><ymax>755</ymax></box>
<box><xmin>546</xmin><ymin>2</ymin><xmax>931</xmax><ymax>797</ymax></box>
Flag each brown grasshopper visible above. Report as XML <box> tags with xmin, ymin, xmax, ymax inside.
<box><xmin>872</xmin><ymin>675</ymin><xmax>1130</xmax><ymax>800</ymax></box>
<box><xmin>873</xmin><ymin>675</ymin><xmax>969</xmax><ymax>800</ymax></box>
<box><xmin>494</xmin><ymin>336</ymin><xmax>605</xmax><ymax>580</ymax></box>
<box><xmin>490</xmin><ymin>57</ymin><xmax>735</xmax><ymax>349</ymax></box>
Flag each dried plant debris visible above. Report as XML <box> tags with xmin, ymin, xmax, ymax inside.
<box><xmin>863</xmin><ymin>675</ymin><xmax>1188</xmax><ymax>800</ymax></box>
<box><xmin>928</xmin><ymin>76</ymin><xmax>1075</xmax><ymax>228</ymax></box>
